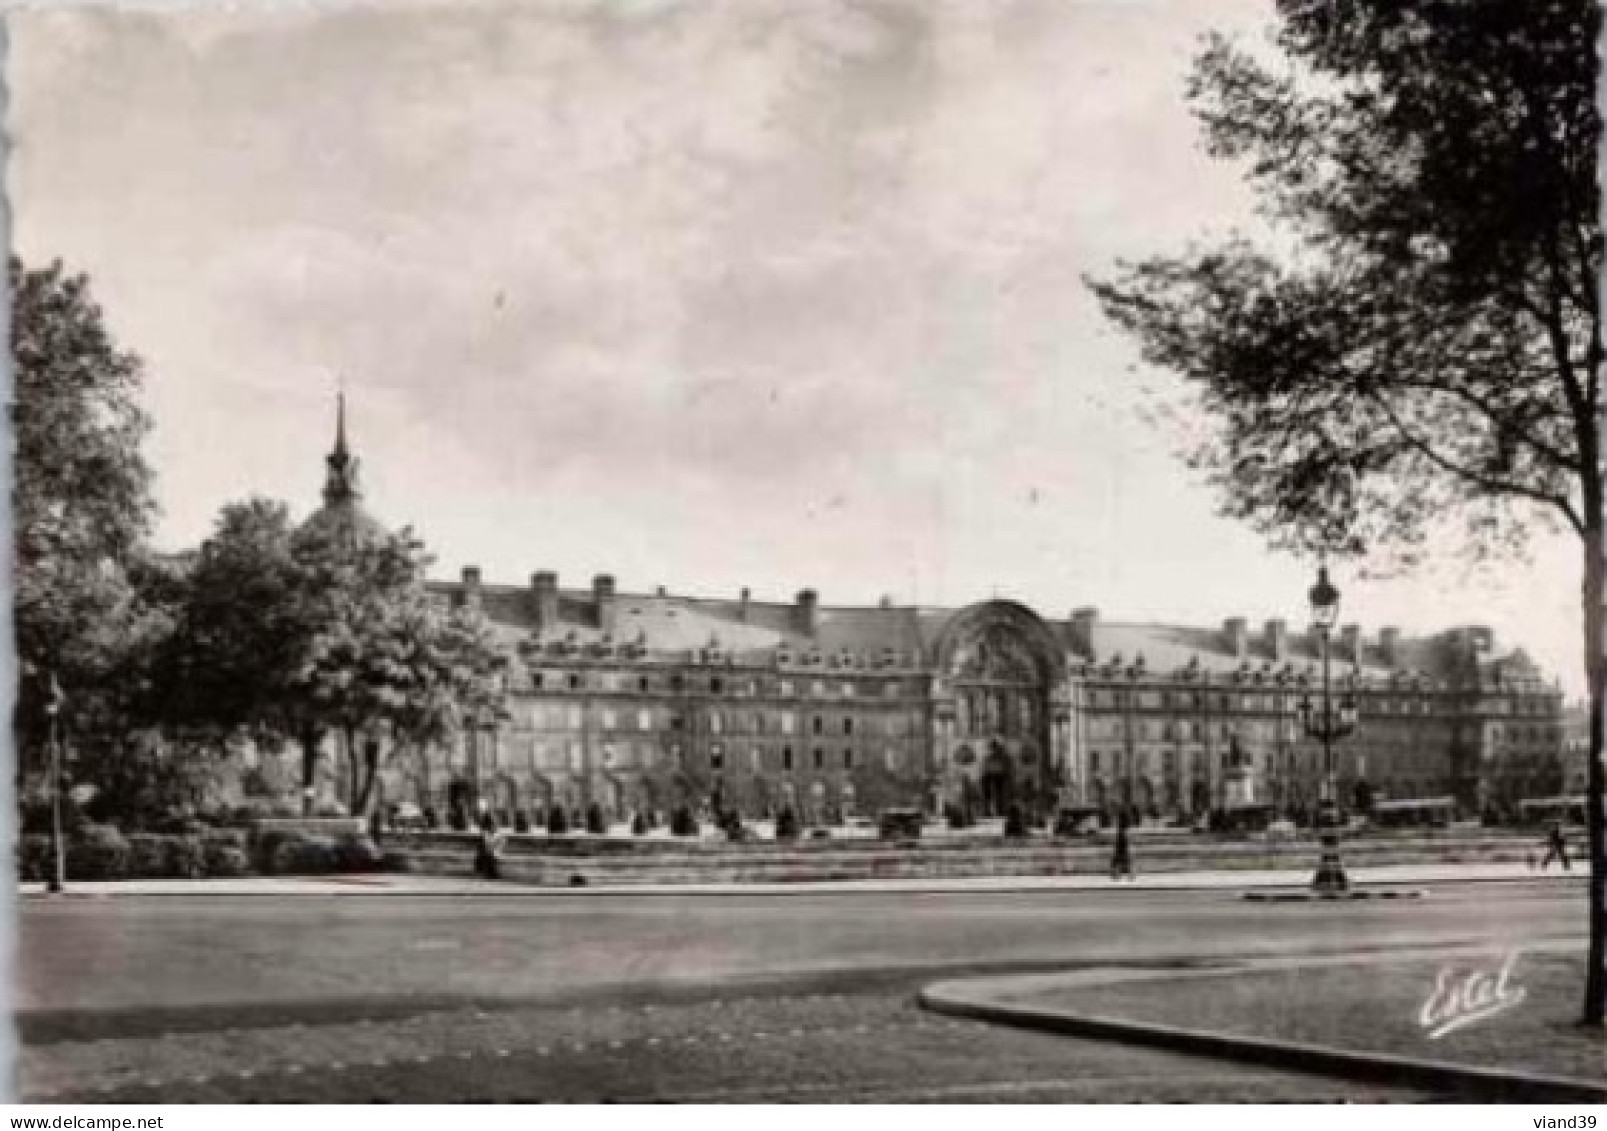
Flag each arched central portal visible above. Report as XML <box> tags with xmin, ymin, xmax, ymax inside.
<box><xmin>936</xmin><ymin>603</ymin><xmax>1062</xmax><ymax>820</ymax></box>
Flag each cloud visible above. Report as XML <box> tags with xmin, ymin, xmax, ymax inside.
<box><xmin>12</xmin><ymin>0</ymin><xmax>1585</xmax><ymax>693</ymax></box>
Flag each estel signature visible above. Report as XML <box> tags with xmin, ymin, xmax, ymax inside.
<box><xmin>1418</xmin><ymin>951</ymin><xmax>1526</xmax><ymax>1039</ymax></box>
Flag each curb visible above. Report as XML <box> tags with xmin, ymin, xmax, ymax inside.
<box><xmin>16</xmin><ymin>873</ymin><xmax>1578</xmax><ymax>898</ymax></box>
<box><xmin>918</xmin><ymin>979</ymin><xmax>1607</xmax><ymax>1103</ymax></box>
<box><xmin>1242</xmin><ymin>888</ymin><xmax>1428</xmax><ymax>903</ymax></box>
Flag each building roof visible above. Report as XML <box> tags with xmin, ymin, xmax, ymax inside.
<box><xmin>428</xmin><ymin>571</ymin><xmax>1553</xmax><ymax>691</ymax></box>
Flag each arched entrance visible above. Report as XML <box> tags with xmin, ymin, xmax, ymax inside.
<box><xmin>981</xmin><ymin>743</ymin><xmax>1014</xmax><ymax>817</ymax></box>
<box><xmin>935</xmin><ymin>601</ymin><xmax>1063</xmax><ymax>821</ymax></box>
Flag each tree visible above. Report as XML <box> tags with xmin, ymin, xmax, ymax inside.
<box><xmin>1089</xmin><ymin>0</ymin><xmax>1603</xmax><ymax>1023</ymax></box>
<box><xmin>288</xmin><ymin>522</ymin><xmax>508</xmax><ymax>815</ymax></box>
<box><xmin>164</xmin><ymin>499</ymin><xmax>508</xmax><ymax>816</ymax></box>
<box><xmin>12</xmin><ymin>258</ymin><xmax>161</xmax><ymax>779</ymax></box>
<box><xmin>154</xmin><ymin>499</ymin><xmax>320</xmax><ymax>748</ymax></box>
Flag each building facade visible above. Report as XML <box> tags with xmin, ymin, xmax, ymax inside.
<box><xmin>308</xmin><ymin>409</ymin><xmax>1568</xmax><ymax>825</ymax></box>
<box><xmin>400</xmin><ymin>568</ymin><xmax>1566</xmax><ymax>826</ymax></box>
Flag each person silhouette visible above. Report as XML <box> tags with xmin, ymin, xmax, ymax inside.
<box><xmin>1539</xmin><ymin>821</ymin><xmax>1571</xmax><ymax>871</ymax></box>
<box><xmin>1110</xmin><ymin>809</ymin><xmax>1135</xmax><ymax>881</ymax></box>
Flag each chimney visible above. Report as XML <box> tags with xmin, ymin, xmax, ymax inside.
<box><xmin>1223</xmin><ymin>617</ymin><xmax>1248</xmax><ymax>658</ymax></box>
<box><xmin>1265</xmin><ymin>619</ymin><xmax>1287</xmax><ymax>661</ymax></box>
<box><xmin>1069</xmin><ymin>608</ymin><xmax>1099</xmax><ymax>658</ymax></box>
<box><xmin>531</xmin><ymin>570</ymin><xmax>559</xmax><ymax>631</ymax></box>
<box><xmin>461</xmin><ymin>566</ymin><xmax>482</xmax><ymax>610</ymax></box>
<box><xmin>593</xmin><ymin>574</ymin><xmax>616</xmax><ymax>636</ymax></box>
<box><xmin>795</xmin><ymin>589</ymin><xmax>819</xmax><ymax>636</ymax></box>
<box><xmin>1341</xmin><ymin>623</ymin><xmax>1361</xmax><ymax>663</ymax></box>
<box><xmin>739</xmin><ymin>587</ymin><xmax>751</xmax><ymax>622</ymax></box>
<box><xmin>1379</xmin><ymin>627</ymin><xmax>1402</xmax><ymax>667</ymax></box>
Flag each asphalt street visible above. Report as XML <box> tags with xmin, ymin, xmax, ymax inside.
<box><xmin>16</xmin><ymin>879</ymin><xmax>1586</xmax><ymax>1102</ymax></box>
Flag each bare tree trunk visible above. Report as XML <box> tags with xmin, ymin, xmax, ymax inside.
<box><xmin>1583</xmin><ymin>512</ymin><xmax>1605</xmax><ymax>1027</ymax></box>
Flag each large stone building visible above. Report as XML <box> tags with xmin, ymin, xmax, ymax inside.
<box><xmin>414</xmin><ymin>568</ymin><xmax>1564</xmax><ymax>826</ymax></box>
<box><xmin>311</xmin><ymin>405</ymin><xmax>1568</xmax><ymax>825</ymax></box>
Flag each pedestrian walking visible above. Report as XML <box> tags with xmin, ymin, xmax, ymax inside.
<box><xmin>475</xmin><ymin>804</ymin><xmax>502</xmax><ymax>880</ymax></box>
<box><xmin>1109</xmin><ymin>810</ymin><xmax>1135</xmax><ymax>881</ymax></box>
<box><xmin>1539</xmin><ymin>821</ymin><xmax>1572</xmax><ymax>871</ymax></box>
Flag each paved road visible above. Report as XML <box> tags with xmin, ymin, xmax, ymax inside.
<box><xmin>17</xmin><ymin>880</ymin><xmax>1583</xmax><ymax>1102</ymax></box>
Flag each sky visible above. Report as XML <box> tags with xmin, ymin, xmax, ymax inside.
<box><xmin>9</xmin><ymin>0</ymin><xmax>1587</xmax><ymax>695</ymax></box>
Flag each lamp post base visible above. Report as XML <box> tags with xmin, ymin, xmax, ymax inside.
<box><xmin>1310</xmin><ymin>830</ymin><xmax>1349</xmax><ymax>894</ymax></box>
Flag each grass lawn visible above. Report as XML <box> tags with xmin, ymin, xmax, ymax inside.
<box><xmin>1041</xmin><ymin>951</ymin><xmax>1605</xmax><ymax>1083</ymax></box>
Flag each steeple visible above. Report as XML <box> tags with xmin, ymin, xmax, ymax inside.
<box><xmin>322</xmin><ymin>390</ymin><xmax>361</xmax><ymax>506</ymax></box>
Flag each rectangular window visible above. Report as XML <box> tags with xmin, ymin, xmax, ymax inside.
<box><xmin>531</xmin><ymin>673</ymin><xmax>545</xmax><ymax>691</ymax></box>
<box><xmin>1089</xmin><ymin>751</ymin><xmax>1101</xmax><ymax>774</ymax></box>
<box><xmin>842</xmin><ymin>681</ymin><xmax>856</xmax><ymax>697</ymax></box>
<box><xmin>783</xmin><ymin>746</ymin><xmax>794</xmax><ymax>772</ymax></box>
<box><xmin>670</xmin><ymin>714</ymin><xmax>684</xmax><ymax>732</ymax></box>
<box><xmin>843</xmin><ymin>749</ymin><xmax>854</xmax><ymax>770</ymax></box>
<box><xmin>568</xmin><ymin>705</ymin><xmax>583</xmax><ymax>729</ymax></box>
<box><xmin>638</xmin><ymin>676</ymin><xmax>650</xmax><ymax>693</ymax></box>
<box><xmin>813</xmin><ymin>747</ymin><xmax>824</xmax><ymax>770</ymax></box>
<box><xmin>709</xmin><ymin>711</ymin><xmax>723</xmax><ymax>735</ymax></box>
<box><xmin>601</xmin><ymin>708</ymin><xmax>618</xmax><ymax>730</ymax></box>
<box><xmin>710</xmin><ymin>744</ymin><xmax>724</xmax><ymax>771</ymax></box>
<box><xmin>638</xmin><ymin>709</ymin><xmax>652</xmax><ymax>732</ymax></box>
<box><xmin>884</xmin><ymin>748</ymin><xmax>899</xmax><ymax>772</ymax></box>
<box><xmin>712</xmin><ymin>677</ymin><xmax>724</xmax><ymax>694</ymax></box>
<box><xmin>813</xmin><ymin>716</ymin><xmax>824</xmax><ymax>735</ymax></box>
<box><xmin>843</xmin><ymin>717</ymin><xmax>854</xmax><ymax>736</ymax></box>
<box><xmin>568</xmin><ymin>673</ymin><xmax>582</xmax><ymax>691</ymax></box>
<box><xmin>781</xmin><ymin>712</ymin><xmax>796</xmax><ymax>735</ymax></box>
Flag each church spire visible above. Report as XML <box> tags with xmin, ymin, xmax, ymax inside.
<box><xmin>323</xmin><ymin>390</ymin><xmax>361</xmax><ymax>506</ymax></box>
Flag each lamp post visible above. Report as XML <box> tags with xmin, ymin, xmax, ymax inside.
<box><xmin>45</xmin><ymin>675</ymin><xmax>65</xmax><ymax>895</ymax></box>
<box><xmin>1295</xmin><ymin>565</ymin><xmax>1359</xmax><ymax>893</ymax></box>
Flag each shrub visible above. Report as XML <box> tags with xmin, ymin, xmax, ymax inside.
<box><xmin>1004</xmin><ymin>804</ymin><xmax>1027</xmax><ymax>840</ymax></box>
<box><xmin>254</xmin><ymin>829</ymin><xmax>335</xmax><ymax>875</ymax></box>
<box><xmin>513</xmin><ymin>809</ymin><xmax>531</xmax><ymax>834</ymax></box>
<box><xmin>774</xmin><ymin>807</ymin><xmax>800</xmax><ymax>841</ymax></box>
<box><xmin>631</xmin><ymin>812</ymin><xmax>649</xmax><ymax>837</ymax></box>
<box><xmin>69</xmin><ymin>823</ymin><xmax>130</xmax><ymax>880</ymax></box>
<box><xmin>496</xmin><ymin>809</ymin><xmax>512</xmax><ymax>830</ymax></box>
<box><xmin>547</xmin><ymin>806</ymin><xmax>570</xmax><ymax>835</ymax></box>
<box><xmin>585</xmin><ymin>804</ymin><xmax>607</xmax><ymax>835</ymax></box>
<box><xmin>125</xmin><ymin>833</ymin><xmax>170</xmax><ymax>878</ymax></box>
<box><xmin>164</xmin><ymin>835</ymin><xmax>208</xmax><ymax>878</ymax></box>
<box><xmin>423</xmin><ymin>806</ymin><xmax>439</xmax><ymax>829</ymax></box>
<box><xmin>17</xmin><ymin>834</ymin><xmax>55</xmax><ymax>882</ymax></box>
<box><xmin>945</xmin><ymin>804</ymin><xmax>967</xmax><ymax>830</ymax></box>
<box><xmin>202</xmin><ymin>836</ymin><xmax>250</xmax><ymax>878</ymax></box>
<box><xmin>278</xmin><ymin>834</ymin><xmax>340</xmax><ymax>875</ymax></box>
<box><xmin>334</xmin><ymin>834</ymin><xmax>384</xmax><ymax>872</ymax></box>
<box><xmin>670</xmin><ymin>806</ymin><xmax>698</xmax><ymax>838</ymax></box>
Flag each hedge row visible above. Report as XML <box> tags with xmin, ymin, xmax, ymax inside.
<box><xmin>16</xmin><ymin>824</ymin><xmax>391</xmax><ymax>881</ymax></box>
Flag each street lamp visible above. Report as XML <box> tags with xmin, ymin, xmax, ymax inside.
<box><xmin>45</xmin><ymin>675</ymin><xmax>66</xmax><ymax>895</ymax></box>
<box><xmin>1295</xmin><ymin>564</ymin><xmax>1359</xmax><ymax>893</ymax></box>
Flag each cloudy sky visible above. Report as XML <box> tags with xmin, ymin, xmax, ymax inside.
<box><xmin>10</xmin><ymin>0</ymin><xmax>1585</xmax><ymax>693</ymax></box>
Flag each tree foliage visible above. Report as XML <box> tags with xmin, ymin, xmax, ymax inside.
<box><xmin>162</xmin><ymin>500</ymin><xmax>508</xmax><ymax>814</ymax></box>
<box><xmin>1089</xmin><ymin>0</ymin><xmax>1603</xmax><ymax>1023</ymax></box>
<box><xmin>11</xmin><ymin>258</ymin><xmax>161</xmax><ymax>761</ymax></box>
